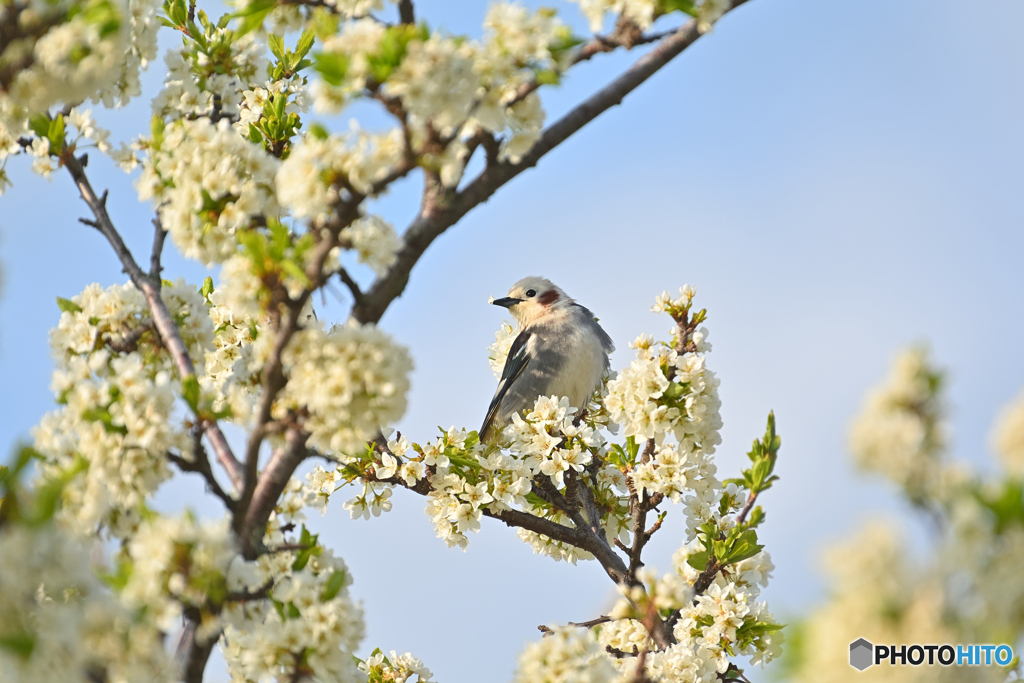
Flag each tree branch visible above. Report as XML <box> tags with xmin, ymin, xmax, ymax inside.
<box><xmin>351</xmin><ymin>3</ymin><xmax>750</xmax><ymax>324</ymax></box>
<box><xmin>64</xmin><ymin>153</ymin><xmax>245</xmax><ymax>491</ymax></box>
<box><xmin>336</xmin><ymin>267</ymin><xmax>363</xmax><ymax>305</ymax></box>
<box><xmin>150</xmin><ymin>217</ymin><xmax>167</xmax><ymax>280</ymax></box>
<box><xmin>175</xmin><ymin>619</ymin><xmax>217</xmax><ymax>683</ymax></box>
<box><xmin>168</xmin><ymin>431</ymin><xmax>237</xmax><ymax>512</ymax></box>
<box><xmin>239</xmin><ymin>427</ymin><xmax>309</xmax><ymax>558</ymax></box>
<box><xmin>397</xmin><ymin>0</ymin><xmax>414</xmax><ymax>24</ymax></box>
<box><xmin>104</xmin><ymin>320</ymin><xmax>154</xmax><ymax>354</ymax></box>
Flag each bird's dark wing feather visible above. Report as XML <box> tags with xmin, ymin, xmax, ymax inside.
<box><xmin>480</xmin><ymin>329</ymin><xmax>532</xmax><ymax>437</ymax></box>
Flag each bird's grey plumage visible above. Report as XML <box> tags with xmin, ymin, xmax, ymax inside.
<box><xmin>481</xmin><ymin>277</ymin><xmax>614</xmax><ymax>442</ymax></box>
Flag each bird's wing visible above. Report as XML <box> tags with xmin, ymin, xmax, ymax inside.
<box><xmin>480</xmin><ymin>328</ymin><xmax>532</xmax><ymax>437</ymax></box>
<box><xmin>572</xmin><ymin>304</ymin><xmax>615</xmax><ymax>355</ymax></box>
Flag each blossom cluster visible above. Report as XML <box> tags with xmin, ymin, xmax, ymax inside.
<box><xmin>570</xmin><ymin>0</ymin><xmax>729</xmax><ymax>33</ymax></box>
<box><xmin>276</xmin><ymin>126</ymin><xmax>405</xmax><ymax>221</ymax></box>
<box><xmin>282</xmin><ymin>321</ymin><xmax>413</xmax><ymax>455</ymax></box>
<box><xmin>32</xmin><ymin>280</ymin><xmax>211</xmax><ymax>536</ymax></box>
<box><xmin>358</xmin><ymin>649</ymin><xmax>434</xmax><ymax>683</ymax></box>
<box><xmin>596</xmin><ymin>544</ymin><xmax>781</xmax><ymax>680</ymax></box>
<box><xmin>201</xmin><ymin>278</ymin><xmax>263</xmax><ymax>423</ymax></box>
<box><xmin>0</xmin><ymin>0</ymin><xmax>159</xmax><ymax>116</ymax></box>
<box><xmin>848</xmin><ymin>347</ymin><xmax>953</xmax><ymax>502</ymax></box>
<box><xmin>310</xmin><ymin>3</ymin><xmax>579</xmax><ymax>183</ymax></box>
<box><xmin>152</xmin><ymin>23</ymin><xmax>268</xmax><ymax>123</ymax></box>
<box><xmin>789</xmin><ymin>350</ymin><xmax>1024</xmax><ymax>682</ymax></box>
<box><xmin>604</xmin><ymin>330</ymin><xmax>721</xmax><ymax>450</ymax></box>
<box><xmin>119</xmin><ymin>513</ymin><xmax>237</xmax><ymax>637</ymax></box>
<box><xmin>221</xmin><ymin>534</ymin><xmax>366</xmax><ymax>683</ymax></box>
<box><xmin>137</xmin><ymin>118</ymin><xmax>281</xmax><ymax>265</ymax></box>
<box><xmin>0</xmin><ymin>521</ymin><xmax>175</xmax><ymax>683</ymax></box>
<box><xmin>514</xmin><ymin>627</ymin><xmax>618</xmax><ymax>683</ymax></box>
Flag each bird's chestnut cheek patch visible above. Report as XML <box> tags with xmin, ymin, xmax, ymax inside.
<box><xmin>539</xmin><ymin>290</ymin><xmax>560</xmax><ymax>306</ymax></box>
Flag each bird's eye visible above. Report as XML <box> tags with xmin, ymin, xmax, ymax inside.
<box><xmin>526</xmin><ymin>289</ymin><xmax>536</xmax><ymax>297</ymax></box>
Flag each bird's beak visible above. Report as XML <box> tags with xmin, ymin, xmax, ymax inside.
<box><xmin>492</xmin><ymin>297</ymin><xmax>522</xmax><ymax>309</ymax></box>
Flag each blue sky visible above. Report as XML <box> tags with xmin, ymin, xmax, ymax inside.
<box><xmin>2</xmin><ymin>0</ymin><xmax>1024</xmax><ymax>680</ymax></box>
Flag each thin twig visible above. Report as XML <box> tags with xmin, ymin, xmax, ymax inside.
<box><xmin>104</xmin><ymin>321</ymin><xmax>154</xmax><ymax>354</ymax></box>
<box><xmin>736</xmin><ymin>490</ymin><xmax>759</xmax><ymax>525</ymax></box>
<box><xmin>336</xmin><ymin>268</ymin><xmax>363</xmax><ymax>304</ymax></box>
<box><xmin>167</xmin><ymin>443</ymin><xmax>237</xmax><ymax>513</ymax></box>
<box><xmin>150</xmin><ymin>217</ymin><xmax>167</xmax><ymax>279</ymax></box>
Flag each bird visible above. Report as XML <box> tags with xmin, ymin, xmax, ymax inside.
<box><xmin>480</xmin><ymin>276</ymin><xmax>615</xmax><ymax>442</ymax></box>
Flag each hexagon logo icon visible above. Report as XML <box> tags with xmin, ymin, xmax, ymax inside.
<box><xmin>850</xmin><ymin>638</ymin><xmax>874</xmax><ymax>671</ymax></box>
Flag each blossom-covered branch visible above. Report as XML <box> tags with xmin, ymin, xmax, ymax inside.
<box><xmin>351</xmin><ymin>1</ymin><xmax>751</xmax><ymax>325</ymax></box>
<box><xmin>64</xmin><ymin>153</ymin><xmax>245</xmax><ymax>490</ymax></box>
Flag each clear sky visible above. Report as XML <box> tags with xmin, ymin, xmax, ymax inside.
<box><xmin>2</xmin><ymin>0</ymin><xmax>1023</xmax><ymax>680</ymax></box>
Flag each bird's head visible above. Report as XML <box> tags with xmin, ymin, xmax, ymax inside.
<box><xmin>491</xmin><ymin>276</ymin><xmax>573</xmax><ymax>326</ymax></box>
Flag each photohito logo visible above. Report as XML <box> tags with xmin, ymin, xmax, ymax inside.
<box><xmin>849</xmin><ymin>639</ymin><xmax>1014</xmax><ymax>671</ymax></box>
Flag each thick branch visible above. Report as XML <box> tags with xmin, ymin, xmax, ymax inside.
<box><xmin>175</xmin><ymin>619</ymin><xmax>217</xmax><ymax>683</ymax></box>
<box><xmin>351</xmin><ymin>3</ymin><xmax>750</xmax><ymax>324</ymax></box>
<box><xmin>64</xmin><ymin>154</ymin><xmax>245</xmax><ymax>491</ymax></box>
<box><xmin>239</xmin><ymin>427</ymin><xmax>309</xmax><ymax>558</ymax></box>
<box><xmin>397</xmin><ymin>0</ymin><xmax>414</xmax><ymax>24</ymax></box>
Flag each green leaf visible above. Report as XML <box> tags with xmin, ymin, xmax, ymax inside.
<box><xmin>320</xmin><ymin>569</ymin><xmax>347</xmax><ymax>601</ymax></box>
<box><xmin>737</xmin><ymin>620</ymin><xmax>785</xmax><ymax>638</ymax></box>
<box><xmin>47</xmin><ymin>114</ymin><xmax>65</xmax><ymax>150</ymax></box>
<box><xmin>292</xmin><ymin>526</ymin><xmax>321</xmax><ymax>570</ymax></box>
<box><xmin>187</xmin><ymin>20</ymin><xmax>208</xmax><ymax>50</ymax></box>
<box><xmin>659</xmin><ymin>0</ymin><xmax>698</xmax><ymax>15</ymax></box>
<box><xmin>201</xmin><ymin>276</ymin><xmax>215</xmax><ymax>302</ymax></box>
<box><xmin>169</xmin><ymin>0</ymin><xmax>187</xmax><ymax>25</ymax></box>
<box><xmin>268</xmin><ymin>34</ymin><xmax>286</xmax><ymax>61</ymax></box>
<box><xmin>295</xmin><ymin>29</ymin><xmax>315</xmax><ymax>59</ymax></box>
<box><xmin>0</xmin><ymin>632</ymin><xmax>35</xmax><ymax>658</ymax></box>
<box><xmin>307</xmin><ymin>122</ymin><xmax>330</xmax><ymax>140</ymax></box>
<box><xmin>686</xmin><ymin>549</ymin><xmax>710</xmax><ymax>571</ymax></box>
<box><xmin>234</xmin><ymin>0</ymin><xmax>274</xmax><ymax>38</ymax></box>
<box><xmin>99</xmin><ymin>560</ymin><xmax>133</xmax><ymax>591</ymax></box>
<box><xmin>181</xmin><ymin>374</ymin><xmax>201</xmax><ymax>412</ymax></box>
<box><xmin>80</xmin><ymin>406</ymin><xmax>127</xmax><ymax>435</ymax></box>
<box><xmin>56</xmin><ymin>297</ymin><xmax>83</xmax><ymax>314</ymax></box>
<box><xmin>29</xmin><ymin>114</ymin><xmax>51</xmax><ymax>140</ymax></box>
<box><xmin>722</xmin><ymin>529</ymin><xmax>763</xmax><ymax>565</ymax></box>
<box><xmin>314</xmin><ymin>51</ymin><xmax>349</xmax><ymax>86</ymax></box>
<box><xmin>661</xmin><ymin>380</ymin><xmax>687</xmax><ymax>402</ymax></box>
<box><xmin>280</xmin><ymin>259</ymin><xmax>311</xmax><ymax>287</ymax></box>
<box><xmin>535</xmin><ymin>69</ymin><xmax>560</xmax><ymax>86</ymax></box>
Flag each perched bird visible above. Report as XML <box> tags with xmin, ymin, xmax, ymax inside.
<box><xmin>480</xmin><ymin>276</ymin><xmax>615</xmax><ymax>442</ymax></box>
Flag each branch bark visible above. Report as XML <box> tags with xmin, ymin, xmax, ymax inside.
<box><xmin>239</xmin><ymin>427</ymin><xmax>309</xmax><ymax>558</ymax></box>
